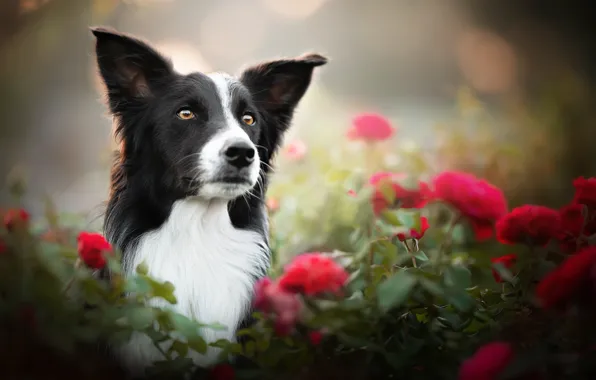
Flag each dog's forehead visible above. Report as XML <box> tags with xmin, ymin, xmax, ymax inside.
<box><xmin>183</xmin><ymin>72</ymin><xmax>251</xmax><ymax>109</ymax></box>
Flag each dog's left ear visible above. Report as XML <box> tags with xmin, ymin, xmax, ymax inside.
<box><xmin>240</xmin><ymin>54</ymin><xmax>327</xmax><ymax>118</ymax></box>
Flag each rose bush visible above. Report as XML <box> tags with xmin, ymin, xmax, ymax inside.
<box><xmin>2</xmin><ymin>107</ymin><xmax>596</xmax><ymax>380</ymax></box>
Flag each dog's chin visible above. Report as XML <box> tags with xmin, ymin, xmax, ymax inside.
<box><xmin>197</xmin><ymin>179</ymin><xmax>255</xmax><ymax>200</ymax></box>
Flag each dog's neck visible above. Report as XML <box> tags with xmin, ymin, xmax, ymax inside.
<box><xmin>103</xmin><ymin>153</ymin><xmax>271</xmax><ymax>256</ymax></box>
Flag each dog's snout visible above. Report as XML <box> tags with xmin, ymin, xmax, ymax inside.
<box><xmin>222</xmin><ymin>140</ymin><xmax>256</xmax><ymax>168</ymax></box>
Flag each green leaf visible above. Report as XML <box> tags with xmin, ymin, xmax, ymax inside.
<box><xmin>127</xmin><ymin>307</ymin><xmax>156</xmax><ymax>330</ymax></box>
<box><xmin>381</xmin><ymin>210</ymin><xmax>402</xmax><ymax>226</ymax></box>
<box><xmin>125</xmin><ymin>276</ymin><xmax>152</xmax><ymax>294</ymax></box>
<box><xmin>492</xmin><ymin>262</ymin><xmax>519</xmax><ymax>285</ymax></box>
<box><xmin>256</xmin><ymin>337</ymin><xmax>270</xmax><ymax>352</ymax></box>
<box><xmin>136</xmin><ymin>261</ymin><xmax>149</xmax><ymax>275</ymax></box>
<box><xmin>170</xmin><ymin>313</ymin><xmax>201</xmax><ymax>339</ymax></box>
<box><xmin>188</xmin><ymin>336</ymin><xmax>208</xmax><ymax>354</ymax></box>
<box><xmin>444</xmin><ymin>265</ymin><xmax>472</xmax><ymax>289</ymax></box>
<box><xmin>169</xmin><ymin>340</ymin><xmax>189</xmax><ymax>357</ymax></box>
<box><xmin>106</xmin><ymin>255</ymin><xmax>122</xmax><ymax>275</ymax></box>
<box><xmin>413</xmin><ymin>251</ymin><xmax>429</xmax><ymax>261</ymax></box>
<box><xmin>151</xmin><ymin>280</ymin><xmax>177</xmax><ymax>304</ymax></box>
<box><xmin>378</xmin><ymin>180</ymin><xmax>396</xmax><ymax>204</ymax></box>
<box><xmin>376</xmin><ymin>270</ymin><xmax>417</xmax><ymax>311</ymax></box>
<box><xmin>244</xmin><ymin>340</ymin><xmax>256</xmax><ymax>357</ymax></box>
<box><xmin>396</xmin><ymin>209</ymin><xmax>421</xmax><ymax>230</ymax></box>
<box><xmin>444</xmin><ymin>289</ymin><xmax>475</xmax><ymax>312</ymax></box>
<box><xmin>419</xmin><ymin>277</ymin><xmax>445</xmax><ymax>298</ymax></box>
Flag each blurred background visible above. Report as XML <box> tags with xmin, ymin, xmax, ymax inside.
<box><xmin>0</xmin><ymin>0</ymin><xmax>595</xmax><ymax>222</ymax></box>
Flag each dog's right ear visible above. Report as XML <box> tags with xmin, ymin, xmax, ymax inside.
<box><xmin>91</xmin><ymin>27</ymin><xmax>173</xmax><ymax>103</ymax></box>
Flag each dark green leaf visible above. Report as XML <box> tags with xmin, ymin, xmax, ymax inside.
<box><xmin>445</xmin><ymin>289</ymin><xmax>475</xmax><ymax>312</ymax></box>
<box><xmin>444</xmin><ymin>265</ymin><xmax>472</xmax><ymax>289</ymax></box>
<box><xmin>492</xmin><ymin>262</ymin><xmax>518</xmax><ymax>285</ymax></box>
<box><xmin>376</xmin><ymin>270</ymin><xmax>417</xmax><ymax>311</ymax></box>
<box><xmin>188</xmin><ymin>336</ymin><xmax>208</xmax><ymax>354</ymax></box>
<box><xmin>256</xmin><ymin>337</ymin><xmax>270</xmax><ymax>352</ymax></box>
<box><xmin>169</xmin><ymin>340</ymin><xmax>189</xmax><ymax>357</ymax></box>
<box><xmin>244</xmin><ymin>341</ymin><xmax>256</xmax><ymax>357</ymax></box>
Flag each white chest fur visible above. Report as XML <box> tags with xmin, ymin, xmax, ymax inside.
<box><xmin>117</xmin><ymin>198</ymin><xmax>268</xmax><ymax>375</ymax></box>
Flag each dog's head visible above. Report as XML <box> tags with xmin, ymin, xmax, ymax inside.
<box><xmin>92</xmin><ymin>27</ymin><xmax>326</xmax><ymax>200</ymax></box>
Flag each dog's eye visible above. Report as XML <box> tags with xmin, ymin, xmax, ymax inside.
<box><xmin>177</xmin><ymin>109</ymin><xmax>195</xmax><ymax>120</ymax></box>
<box><xmin>242</xmin><ymin>113</ymin><xmax>256</xmax><ymax>126</ymax></box>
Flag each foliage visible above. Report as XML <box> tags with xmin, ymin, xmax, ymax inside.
<box><xmin>2</xmin><ymin>96</ymin><xmax>596</xmax><ymax>380</ymax></box>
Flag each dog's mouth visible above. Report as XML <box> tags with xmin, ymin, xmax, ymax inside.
<box><xmin>182</xmin><ymin>176</ymin><xmax>252</xmax><ymax>187</ymax></box>
<box><xmin>216</xmin><ymin>176</ymin><xmax>252</xmax><ymax>185</ymax></box>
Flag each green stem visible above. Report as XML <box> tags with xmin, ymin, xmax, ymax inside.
<box><xmin>437</xmin><ymin>213</ymin><xmax>461</xmax><ymax>262</ymax></box>
<box><xmin>62</xmin><ymin>258</ymin><xmax>82</xmax><ymax>294</ymax></box>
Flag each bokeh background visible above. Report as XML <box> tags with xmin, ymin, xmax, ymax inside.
<box><xmin>1</xmin><ymin>0</ymin><xmax>595</xmax><ymax>225</ymax></box>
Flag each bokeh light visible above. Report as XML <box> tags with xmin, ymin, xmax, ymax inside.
<box><xmin>456</xmin><ymin>28</ymin><xmax>518</xmax><ymax>94</ymax></box>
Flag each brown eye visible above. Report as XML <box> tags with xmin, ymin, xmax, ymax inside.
<box><xmin>242</xmin><ymin>113</ymin><xmax>256</xmax><ymax>126</ymax></box>
<box><xmin>177</xmin><ymin>109</ymin><xmax>195</xmax><ymax>120</ymax></box>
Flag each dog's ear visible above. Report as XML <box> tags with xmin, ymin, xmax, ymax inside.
<box><xmin>91</xmin><ymin>27</ymin><xmax>173</xmax><ymax>103</ymax></box>
<box><xmin>239</xmin><ymin>54</ymin><xmax>327</xmax><ymax>118</ymax></box>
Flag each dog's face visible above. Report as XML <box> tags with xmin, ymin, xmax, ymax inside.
<box><xmin>92</xmin><ymin>27</ymin><xmax>326</xmax><ymax>200</ymax></box>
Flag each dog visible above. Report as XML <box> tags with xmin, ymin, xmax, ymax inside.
<box><xmin>91</xmin><ymin>27</ymin><xmax>326</xmax><ymax>376</ymax></box>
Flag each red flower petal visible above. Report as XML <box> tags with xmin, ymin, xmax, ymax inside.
<box><xmin>348</xmin><ymin>113</ymin><xmax>395</xmax><ymax>141</ymax></box>
<box><xmin>535</xmin><ymin>246</ymin><xmax>596</xmax><ymax>310</ymax></box>
<box><xmin>432</xmin><ymin>171</ymin><xmax>507</xmax><ymax>241</ymax></box>
<box><xmin>3</xmin><ymin>208</ymin><xmax>30</xmax><ymax>231</ymax></box>
<box><xmin>458</xmin><ymin>342</ymin><xmax>513</xmax><ymax>380</ymax></box>
<box><xmin>77</xmin><ymin>232</ymin><xmax>113</xmax><ymax>270</ymax></box>
<box><xmin>496</xmin><ymin>205</ymin><xmax>561</xmax><ymax>246</ymax></box>
<box><xmin>208</xmin><ymin>363</ymin><xmax>235</xmax><ymax>380</ymax></box>
<box><xmin>308</xmin><ymin>330</ymin><xmax>323</xmax><ymax>345</ymax></box>
<box><xmin>279</xmin><ymin>253</ymin><xmax>349</xmax><ymax>296</ymax></box>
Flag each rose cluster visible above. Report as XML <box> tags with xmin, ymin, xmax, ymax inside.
<box><xmin>253</xmin><ymin>253</ymin><xmax>349</xmax><ymax>338</ymax></box>
<box><xmin>458</xmin><ymin>176</ymin><xmax>596</xmax><ymax>380</ymax></box>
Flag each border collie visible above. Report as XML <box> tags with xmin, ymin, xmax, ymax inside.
<box><xmin>91</xmin><ymin>27</ymin><xmax>326</xmax><ymax>376</ymax></box>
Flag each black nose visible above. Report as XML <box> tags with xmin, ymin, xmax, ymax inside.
<box><xmin>222</xmin><ymin>141</ymin><xmax>256</xmax><ymax>168</ymax></box>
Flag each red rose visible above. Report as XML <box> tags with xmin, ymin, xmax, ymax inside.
<box><xmin>396</xmin><ymin>216</ymin><xmax>430</xmax><ymax>241</ymax></box>
<box><xmin>458</xmin><ymin>341</ymin><xmax>514</xmax><ymax>380</ymax></box>
<box><xmin>77</xmin><ymin>232</ymin><xmax>113</xmax><ymax>270</ymax></box>
<box><xmin>535</xmin><ymin>246</ymin><xmax>596</xmax><ymax>310</ymax></box>
<box><xmin>3</xmin><ymin>208</ymin><xmax>30</xmax><ymax>231</ymax></box>
<box><xmin>278</xmin><ymin>253</ymin><xmax>349</xmax><ymax>296</ymax></box>
<box><xmin>253</xmin><ymin>277</ymin><xmax>302</xmax><ymax>336</ymax></box>
<box><xmin>572</xmin><ymin>176</ymin><xmax>596</xmax><ymax>211</ymax></box>
<box><xmin>208</xmin><ymin>363</ymin><xmax>235</xmax><ymax>380</ymax></box>
<box><xmin>557</xmin><ymin>204</ymin><xmax>596</xmax><ymax>253</ymax></box>
<box><xmin>347</xmin><ymin>113</ymin><xmax>395</xmax><ymax>141</ymax></box>
<box><xmin>432</xmin><ymin>171</ymin><xmax>508</xmax><ymax>241</ymax></box>
<box><xmin>490</xmin><ymin>254</ymin><xmax>517</xmax><ymax>283</ymax></box>
<box><xmin>496</xmin><ymin>205</ymin><xmax>561</xmax><ymax>246</ymax></box>
<box><xmin>369</xmin><ymin>172</ymin><xmax>430</xmax><ymax>215</ymax></box>
<box><xmin>308</xmin><ymin>330</ymin><xmax>323</xmax><ymax>346</ymax></box>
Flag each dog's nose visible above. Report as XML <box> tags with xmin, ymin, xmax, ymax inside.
<box><xmin>222</xmin><ymin>141</ymin><xmax>256</xmax><ymax>168</ymax></box>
